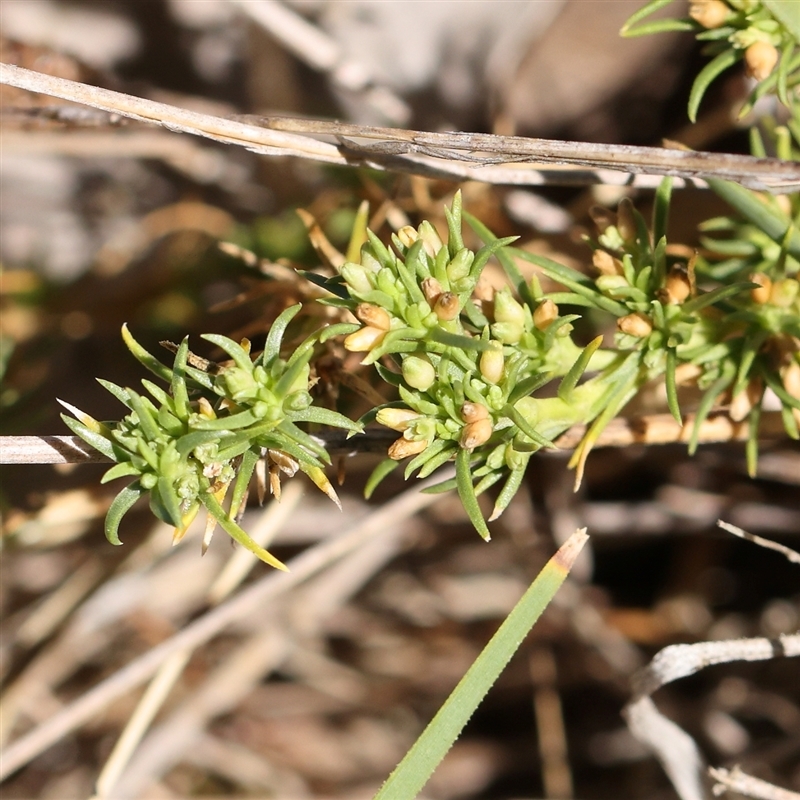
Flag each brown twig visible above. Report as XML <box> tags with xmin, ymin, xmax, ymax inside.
<box><xmin>2</xmin><ymin>62</ymin><xmax>798</xmax><ymax>191</ymax></box>
<box><xmin>0</xmin><ymin>410</ymin><xmax>788</xmax><ymax>466</ymax></box>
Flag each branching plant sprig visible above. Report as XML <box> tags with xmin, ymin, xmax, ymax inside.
<box><xmin>60</xmin><ymin>307</ymin><xmax>362</xmax><ymax>569</ymax></box>
<box><xmin>622</xmin><ymin>0</ymin><xmax>800</xmax><ymax>121</ymax></box>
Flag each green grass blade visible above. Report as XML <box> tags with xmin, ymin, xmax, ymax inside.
<box><xmin>688</xmin><ymin>48</ymin><xmax>740</xmax><ymax>122</ymax></box>
<box><xmin>455</xmin><ymin>447</ymin><xmax>491</xmax><ymax>541</ymax></box>
<box><xmin>372</xmin><ymin>529</ymin><xmax>589</xmax><ymax>800</ymax></box>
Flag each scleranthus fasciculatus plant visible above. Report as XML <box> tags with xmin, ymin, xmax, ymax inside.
<box><xmin>61</xmin><ymin>177</ymin><xmax>800</xmax><ymax>560</ymax></box>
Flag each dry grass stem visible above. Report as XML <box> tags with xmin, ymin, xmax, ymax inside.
<box><xmin>2</xmin><ymin>62</ymin><xmax>799</xmax><ymax>191</ymax></box>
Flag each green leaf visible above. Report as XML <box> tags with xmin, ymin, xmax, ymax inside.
<box><xmin>489</xmin><ymin>465</ymin><xmax>528</xmax><ymax>521</ymax></box>
<box><xmin>455</xmin><ymin>448</ymin><xmax>491</xmax><ymax>541</ymax></box>
<box><xmin>121</xmin><ymin>324</ymin><xmax>174</xmax><ymax>384</ymax></box>
<box><xmin>365</xmin><ymin>457</ymin><xmax>400</xmax><ymax>499</ymax></box>
<box><xmin>505</xmin><ymin>404</ymin><xmax>556</xmax><ymax>449</ymax></box>
<box><xmin>192</xmin><ymin>408</ymin><xmax>262</xmax><ymax>430</ymax></box>
<box><xmin>105</xmin><ymin>482</ymin><xmax>145</xmax><ymax>545</ymax></box>
<box><xmin>653</xmin><ymin>177</ymin><xmax>673</xmax><ymax>253</ymax></box>
<box><xmin>287</xmin><ymin>405</ymin><xmax>363</xmax><ymax>432</ymax></box>
<box><xmin>60</xmin><ymin>413</ymin><xmax>118</xmax><ymax>461</ymax></box>
<box><xmin>101</xmin><ymin>462</ymin><xmax>141</xmax><ymax>484</ymax></box>
<box><xmin>665</xmin><ymin>348</ymin><xmax>682</xmax><ymax>424</ymax></box>
<box><xmin>763</xmin><ymin>0</ymin><xmax>800</xmax><ymax>44</ymax></box>
<box><xmin>558</xmin><ymin>336</ymin><xmax>603</xmax><ymax>402</ymax></box>
<box><xmin>201</xmin><ymin>333</ymin><xmax>254</xmax><ymax>372</ymax></box>
<box><xmin>681</xmin><ymin>281</ymin><xmax>756</xmax><ymax>315</ymax></box>
<box><xmin>372</xmin><ymin>530</ymin><xmax>588</xmax><ymax>800</ymax></box>
<box><xmin>707</xmin><ymin>179</ymin><xmax>800</xmax><ymax>259</ymax></box>
<box><xmin>262</xmin><ymin>304</ymin><xmax>302</xmax><ymax>366</ymax></box>
<box><xmin>176</xmin><ymin>429</ymin><xmax>232</xmax><ymax>457</ymax></box>
<box><xmin>445</xmin><ymin>190</ymin><xmax>464</xmax><ymax>257</ymax></box>
<box><xmin>464</xmin><ymin>211</ymin><xmax>533</xmax><ymax>307</ymax></box>
<box><xmin>229</xmin><ymin>447</ymin><xmax>259</xmax><ymax>519</ymax></box>
<box><xmin>688</xmin><ymin>48</ymin><xmax>740</xmax><ymax>122</ymax></box>
<box><xmin>171</xmin><ymin>336</ymin><xmax>191</xmax><ymax>420</ymax></box>
<box><xmin>201</xmin><ymin>490</ymin><xmax>288</xmax><ymax>570</ymax></box>
<box><xmin>688</xmin><ymin>366</ymin><xmax>735</xmax><ymax>455</ymax></box>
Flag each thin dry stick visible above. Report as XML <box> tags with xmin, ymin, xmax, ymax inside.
<box><xmin>92</xmin><ymin>649</ymin><xmax>193</xmax><ymax>800</ymax></box>
<box><xmin>625</xmin><ymin>634</ymin><xmax>800</xmax><ymax>800</ymax></box>
<box><xmin>0</xmin><ymin>470</ymin><xmax>452</xmax><ymax>781</ymax></box>
<box><xmin>709</xmin><ymin>766</ymin><xmax>800</xmax><ymax>800</ymax></box>
<box><xmin>2</xmin><ymin>62</ymin><xmax>798</xmax><ymax>191</ymax></box>
<box><xmin>717</xmin><ymin>520</ymin><xmax>800</xmax><ymax>565</ymax></box>
<box><xmin>0</xmin><ymin>410</ymin><xmax>788</xmax><ymax>465</ymax></box>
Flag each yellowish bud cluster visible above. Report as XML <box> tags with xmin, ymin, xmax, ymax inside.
<box><xmin>344</xmin><ymin>303</ymin><xmax>392</xmax><ymax>354</ymax></box>
<box><xmin>376</xmin><ymin>408</ymin><xmax>422</xmax><ymax>431</ymax></box>
<box><xmin>388</xmin><ymin>436</ymin><xmax>428</xmax><ymax>460</ymax></box>
<box><xmin>479</xmin><ymin>343</ymin><xmax>504</xmax><ymax>384</ymax></box>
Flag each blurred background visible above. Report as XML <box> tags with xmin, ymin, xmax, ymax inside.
<box><xmin>1</xmin><ymin>1</ymin><xmax>799</xmax><ymax>799</ymax></box>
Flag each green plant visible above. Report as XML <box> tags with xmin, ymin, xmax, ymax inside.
<box><xmin>62</xmin><ymin>181</ymin><xmax>800</xmax><ymax>555</ymax></box>
<box><xmin>622</xmin><ymin>0</ymin><xmax>800</xmax><ymax>122</ymax></box>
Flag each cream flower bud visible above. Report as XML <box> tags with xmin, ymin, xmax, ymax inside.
<box><xmin>422</xmin><ymin>277</ymin><xmax>444</xmax><ymax>305</ymax></box>
<box><xmin>783</xmin><ymin>360</ymin><xmax>800</xmax><ymax>399</ymax></box>
<box><xmin>402</xmin><ymin>355</ymin><xmax>436</xmax><ymax>391</ymax></box>
<box><xmin>341</xmin><ymin>263</ymin><xmax>375</xmax><ymax>295</ymax></box>
<box><xmin>663</xmin><ymin>267</ymin><xmax>692</xmax><ymax>304</ymax></box>
<box><xmin>460</xmin><ymin>418</ymin><xmax>493</xmax><ymax>450</ymax></box>
<box><xmin>356</xmin><ymin>303</ymin><xmax>391</xmax><ymax>330</ymax></box>
<box><xmin>750</xmin><ymin>272</ymin><xmax>772</xmax><ymax>304</ymax></box>
<box><xmin>388</xmin><ymin>435</ymin><xmax>429</xmax><ymax>460</ymax></box>
<box><xmin>396</xmin><ymin>225</ymin><xmax>419</xmax><ymax>249</ymax></box>
<box><xmin>745</xmin><ymin>41</ymin><xmax>779</xmax><ymax>82</ymax></box>
<box><xmin>729</xmin><ymin>378</ymin><xmax>762</xmax><ymax>422</ymax></box>
<box><xmin>617</xmin><ymin>312</ymin><xmax>653</xmax><ymax>338</ymax></box>
<box><xmin>689</xmin><ymin>0</ymin><xmax>730</xmax><ymax>28</ymax></box>
<box><xmin>479</xmin><ymin>343</ymin><xmax>504</xmax><ymax>384</ymax></box>
<box><xmin>344</xmin><ymin>326</ymin><xmax>385</xmax><ymax>352</ymax></box>
<box><xmin>434</xmin><ymin>292</ymin><xmax>460</xmax><ymax>321</ymax></box>
<box><xmin>418</xmin><ymin>221</ymin><xmax>444</xmax><ymax>257</ymax></box>
<box><xmin>592</xmin><ymin>249</ymin><xmax>624</xmax><ymax>276</ymax></box>
<box><xmin>460</xmin><ymin>402</ymin><xmax>489</xmax><ymax>423</ymax></box>
<box><xmin>376</xmin><ymin>407</ymin><xmax>422</xmax><ymax>431</ymax></box>
<box><xmin>447</xmin><ymin>248</ymin><xmax>474</xmax><ymax>281</ymax></box>
<box><xmin>533</xmin><ymin>299</ymin><xmax>558</xmax><ymax>330</ymax></box>
<box><xmin>493</xmin><ymin>288</ymin><xmax>526</xmax><ymax>326</ymax></box>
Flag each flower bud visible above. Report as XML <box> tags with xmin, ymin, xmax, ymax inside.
<box><xmin>460</xmin><ymin>418</ymin><xmax>493</xmax><ymax>450</ymax></box>
<box><xmin>434</xmin><ymin>292</ymin><xmax>460</xmax><ymax>321</ymax></box>
<box><xmin>729</xmin><ymin>377</ymin><xmax>762</xmax><ymax>422</ymax></box>
<box><xmin>218</xmin><ymin>366</ymin><xmax>258</xmax><ymax>401</ymax></box>
<box><xmin>689</xmin><ymin>0</ymin><xmax>730</xmax><ymax>28</ymax></box>
<box><xmin>341</xmin><ymin>263</ymin><xmax>375</xmax><ymax>295</ymax></box>
<box><xmin>783</xmin><ymin>360</ymin><xmax>800</xmax><ymax>399</ymax></box>
<box><xmin>402</xmin><ymin>355</ymin><xmax>436</xmax><ymax>391</ymax></box>
<box><xmin>460</xmin><ymin>402</ymin><xmax>489</xmax><ymax>423</ymax></box>
<box><xmin>388</xmin><ymin>435</ymin><xmax>429</xmax><ymax>460</ymax></box>
<box><xmin>418</xmin><ymin>221</ymin><xmax>444</xmax><ymax>257</ymax></box>
<box><xmin>447</xmin><ymin>248</ymin><xmax>474</xmax><ymax>281</ymax></box>
<box><xmin>396</xmin><ymin>225</ymin><xmax>419</xmax><ymax>249</ymax></box>
<box><xmin>493</xmin><ymin>288</ymin><xmax>526</xmax><ymax>326</ymax></box>
<box><xmin>770</xmin><ymin>278</ymin><xmax>799</xmax><ymax>308</ymax></box>
<box><xmin>533</xmin><ymin>299</ymin><xmax>558</xmax><ymax>330</ymax></box>
<box><xmin>745</xmin><ymin>41</ymin><xmax>779</xmax><ymax>82</ymax></box>
<box><xmin>592</xmin><ymin>249</ymin><xmax>624</xmax><ymax>276</ymax></box>
<box><xmin>750</xmin><ymin>272</ymin><xmax>772</xmax><ymax>304</ymax></box>
<box><xmin>617</xmin><ymin>312</ymin><xmax>653</xmax><ymax>338</ymax></box>
<box><xmin>356</xmin><ymin>303</ymin><xmax>392</xmax><ymax>330</ymax></box>
<box><xmin>422</xmin><ymin>277</ymin><xmax>444</xmax><ymax>306</ymax></box>
<box><xmin>479</xmin><ymin>343</ymin><xmax>504</xmax><ymax>384</ymax></box>
<box><xmin>344</xmin><ymin>325</ymin><xmax>385</xmax><ymax>352</ymax></box>
<box><xmin>376</xmin><ymin>407</ymin><xmax>422</xmax><ymax>431</ymax></box>
<box><xmin>196</xmin><ymin>396</ymin><xmax>216</xmax><ymax>419</ymax></box>
<box><xmin>662</xmin><ymin>267</ymin><xmax>692</xmax><ymax>304</ymax></box>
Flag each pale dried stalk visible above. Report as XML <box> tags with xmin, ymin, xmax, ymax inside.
<box><xmin>0</xmin><ymin>471</ymin><xmax>451</xmax><ymax>781</ymax></box>
<box><xmin>717</xmin><ymin>520</ymin><xmax>800</xmax><ymax>565</ymax></box>
<box><xmin>2</xmin><ymin>62</ymin><xmax>799</xmax><ymax>191</ymax></box>
<box><xmin>709</xmin><ymin>766</ymin><xmax>800</xmax><ymax>800</ymax></box>
<box><xmin>0</xmin><ymin>410</ymin><xmax>787</xmax><ymax>465</ymax></box>
<box><xmin>625</xmin><ymin>634</ymin><xmax>800</xmax><ymax>800</ymax></box>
